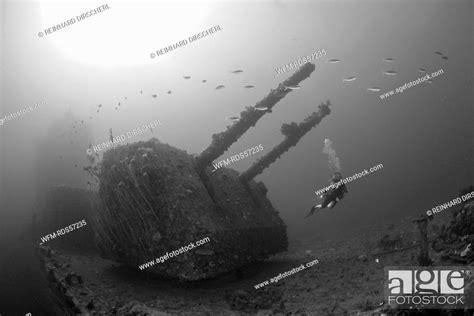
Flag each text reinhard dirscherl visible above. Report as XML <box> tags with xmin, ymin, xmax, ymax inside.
<box><xmin>426</xmin><ymin>191</ymin><xmax>473</xmax><ymax>216</ymax></box>
<box><xmin>37</xmin><ymin>4</ymin><xmax>110</xmax><ymax>37</ymax></box>
<box><xmin>138</xmin><ymin>237</ymin><xmax>211</xmax><ymax>271</ymax></box>
<box><xmin>150</xmin><ymin>25</ymin><xmax>222</xmax><ymax>58</ymax></box>
<box><xmin>254</xmin><ymin>259</ymin><xmax>319</xmax><ymax>289</ymax></box>
<box><xmin>88</xmin><ymin>119</ymin><xmax>162</xmax><ymax>154</ymax></box>
<box><xmin>39</xmin><ymin>219</ymin><xmax>87</xmax><ymax>245</ymax></box>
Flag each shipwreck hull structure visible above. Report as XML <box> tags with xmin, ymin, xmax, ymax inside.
<box><xmin>86</xmin><ymin>62</ymin><xmax>331</xmax><ymax>280</ymax></box>
<box><xmin>93</xmin><ymin>140</ymin><xmax>287</xmax><ymax>280</ymax></box>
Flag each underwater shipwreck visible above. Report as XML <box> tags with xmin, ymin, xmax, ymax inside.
<box><xmin>38</xmin><ymin>63</ymin><xmax>331</xmax><ymax>312</ymax></box>
<box><xmin>38</xmin><ymin>62</ymin><xmax>331</xmax><ymax>280</ymax></box>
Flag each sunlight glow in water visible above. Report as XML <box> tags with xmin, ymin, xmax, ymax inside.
<box><xmin>39</xmin><ymin>1</ymin><xmax>211</xmax><ymax>68</ymax></box>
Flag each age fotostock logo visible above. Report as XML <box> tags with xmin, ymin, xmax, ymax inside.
<box><xmin>385</xmin><ymin>267</ymin><xmax>473</xmax><ymax>309</ymax></box>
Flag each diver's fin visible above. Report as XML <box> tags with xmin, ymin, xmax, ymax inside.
<box><xmin>305</xmin><ymin>205</ymin><xmax>320</xmax><ymax>218</ymax></box>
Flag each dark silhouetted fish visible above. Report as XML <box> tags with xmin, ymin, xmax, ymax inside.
<box><xmin>343</xmin><ymin>76</ymin><xmax>357</xmax><ymax>82</ymax></box>
<box><xmin>441</xmin><ymin>56</ymin><xmax>448</xmax><ymax>60</ymax></box>
<box><xmin>367</xmin><ymin>87</ymin><xmax>381</xmax><ymax>92</ymax></box>
<box><xmin>202</xmin><ymin>80</ymin><xmax>207</xmax><ymax>83</ymax></box>
<box><xmin>383</xmin><ymin>70</ymin><xmax>397</xmax><ymax>76</ymax></box>
<box><xmin>98</xmin><ymin>104</ymin><xmax>102</xmax><ymax>108</ymax></box>
<box><xmin>434</xmin><ymin>51</ymin><xmax>443</xmax><ymax>55</ymax></box>
<box><xmin>140</xmin><ymin>90</ymin><xmax>143</xmax><ymax>94</ymax></box>
<box><xmin>327</xmin><ymin>59</ymin><xmax>340</xmax><ymax>63</ymax></box>
<box><xmin>215</xmin><ymin>85</ymin><xmax>225</xmax><ymax>89</ymax></box>
<box><xmin>285</xmin><ymin>85</ymin><xmax>301</xmax><ymax>90</ymax></box>
<box><xmin>231</xmin><ymin>70</ymin><xmax>243</xmax><ymax>74</ymax></box>
<box><xmin>384</xmin><ymin>58</ymin><xmax>395</xmax><ymax>62</ymax></box>
<box><xmin>96</xmin><ymin>110</ymin><xmax>99</xmax><ymax>113</ymax></box>
<box><xmin>183</xmin><ymin>76</ymin><xmax>191</xmax><ymax>79</ymax></box>
<box><xmin>244</xmin><ymin>85</ymin><xmax>255</xmax><ymax>89</ymax></box>
<box><xmin>195</xmin><ymin>249</ymin><xmax>215</xmax><ymax>256</ymax></box>
<box><xmin>124</xmin><ymin>97</ymin><xmax>127</xmax><ymax>100</ymax></box>
<box><xmin>167</xmin><ymin>90</ymin><xmax>172</xmax><ymax>94</ymax></box>
<box><xmin>418</xmin><ymin>68</ymin><xmax>427</xmax><ymax>73</ymax></box>
<box><xmin>152</xmin><ymin>95</ymin><xmax>157</xmax><ymax>98</ymax></box>
<box><xmin>118</xmin><ymin>102</ymin><xmax>121</xmax><ymax>106</ymax></box>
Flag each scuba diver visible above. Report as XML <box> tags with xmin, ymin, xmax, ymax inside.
<box><xmin>305</xmin><ymin>172</ymin><xmax>348</xmax><ymax>218</ymax></box>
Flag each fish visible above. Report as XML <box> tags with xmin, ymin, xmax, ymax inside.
<box><xmin>383</xmin><ymin>58</ymin><xmax>395</xmax><ymax>62</ymax></box>
<box><xmin>167</xmin><ymin>90</ymin><xmax>172</xmax><ymax>94</ymax></box>
<box><xmin>183</xmin><ymin>76</ymin><xmax>191</xmax><ymax>79</ymax></box>
<box><xmin>98</xmin><ymin>104</ymin><xmax>102</xmax><ymax>108</ymax></box>
<box><xmin>441</xmin><ymin>56</ymin><xmax>448</xmax><ymax>60</ymax></box>
<box><xmin>140</xmin><ymin>90</ymin><xmax>143</xmax><ymax>94</ymax></box>
<box><xmin>342</xmin><ymin>76</ymin><xmax>357</xmax><ymax>82</ymax></box>
<box><xmin>96</xmin><ymin>110</ymin><xmax>99</xmax><ymax>113</ymax></box>
<box><xmin>244</xmin><ymin>85</ymin><xmax>255</xmax><ymax>89</ymax></box>
<box><xmin>202</xmin><ymin>80</ymin><xmax>207</xmax><ymax>83</ymax></box>
<box><xmin>215</xmin><ymin>85</ymin><xmax>225</xmax><ymax>89</ymax></box>
<box><xmin>152</xmin><ymin>95</ymin><xmax>157</xmax><ymax>98</ymax></box>
<box><xmin>426</xmin><ymin>79</ymin><xmax>433</xmax><ymax>84</ymax></box>
<box><xmin>327</xmin><ymin>59</ymin><xmax>340</xmax><ymax>63</ymax></box>
<box><xmin>285</xmin><ymin>85</ymin><xmax>301</xmax><ymax>90</ymax></box>
<box><xmin>383</xmin><ymin>70</ymin><xmax>397</xmax><ymax>75</ymax></box>
<box><xmin>124</xmin><ymin>97</ymin><xmax>127</xmax><ymax>100</ymax></box>
<box><xmin>81</xmin><ymin>120</ymin><xmax>84</xmax><ymax>124</ymax></box>
<box><xmin>254</xmin><ymin>106</ymin><xmax>269</xmax><ymax>111</ymax></box>
<box><xmin>367</xmin><ymin>87</ymin><xmax>381</xmax><ymax>92</ymax></box>
<box><xmin>90</xmin><ymin>116</ymin><xmax>93</xmax><ymax>119</ymax></box>
<box><xmin>418</xmin><ymin>68</ymin><xmax>427</xmax><ymax>73</ymax></box>
<box><xmin>109</xmin><ymin>128</ymin><xmax>113</xmax><ymax>143</ymax></box>
<box><xmin>118</xmin><ymin>102</ymin><xmax>121</xmax><ymax>106</ymax></box>
<box><xmin>195</xmin><ymin>249</ymin><xmax>215</xmax><ymax>256</ymax></box>
<box><xmin>115</xmin><ymin>107</ymin><xmax>118</xmax><ymax>110</ymax></box>
<box><xmin>434</xmin><ymin>51</ymin><xmax>443</xmax><ymax>55</ymax></box>
<box><xmin>226</xmin><ymin>116</ymin><xmax>240</xmax><ymax>122</ymax></box>
<box><xmin>231</xmin><ymin>70</ymin><xmax>243</xmax><ymax>74</ymax></box>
